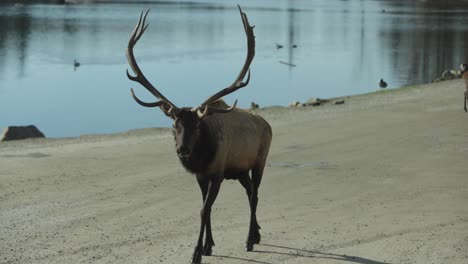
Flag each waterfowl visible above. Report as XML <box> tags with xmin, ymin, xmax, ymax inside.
<box><xmin>379</xmin><ymin>78</ymin><xmax>387</xmax><ymax>88</ymax></box>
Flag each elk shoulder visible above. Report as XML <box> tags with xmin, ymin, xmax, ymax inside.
<box><xmin>203</xmin><ymin>100</ymin><xmax>272</xmax><ymax>175</ymax></box>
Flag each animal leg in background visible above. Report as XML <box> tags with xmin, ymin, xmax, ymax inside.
<box><xmin>464</xmin><ymin>91</ymin><xmax>467</xmax><ymax>112</ymax></box>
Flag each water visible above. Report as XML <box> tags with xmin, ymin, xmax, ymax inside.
<box><xmin>1</xmin><ymin>0</ymin><xmax>468</xmax><ymax>137</ymax></box>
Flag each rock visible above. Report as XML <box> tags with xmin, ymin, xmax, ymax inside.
<box><xmin>334</xmin><ymin>99</ymin><xmax>345</xmax><ymax>105</ymax></box>
<box><xmin>443</xmin><ymin>69</ymin><xmax>459</xmax><ymax>79</ymax></box>
<box><xmin>289</xmin><ymin>101</ymin><xmax>302</xmax><ymax>107</ymax></box>
<box><xmin>1</xmin><ymin>125</ymin><xmax>45</xmax><ymax>141</ymax></box>
<box><xmin>304</xmin><ymin>98</ymin><xmax>321</xmax><ymax>106</ymax></box>
<box><xmin>304</xmin><ymin>97</ymin><xmax>330</xmax><ymax>107</ymax></box>
<box><xmin>433</xmin><ymin>69</ymin><xmax>461</xmax><ymax>82</ymax></box>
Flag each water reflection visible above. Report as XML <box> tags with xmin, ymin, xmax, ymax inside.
<box><xmin>0</xmin><ymin>5</ymin><xmax>32</xmax><ymax>79</ymax></box>
<box><xmin>1</xmin><ymin>0</ymin><xmax>468</xmax><ymax>137</ymax></box>
<box><xmin>378</xmin><ymin>1</ymin><xmax>468</xmax><ymax>84</ymax></box>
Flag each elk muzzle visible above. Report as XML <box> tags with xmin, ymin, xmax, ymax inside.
<box><xmin>177</xmin><ymin>145</ymin><xmax>192</xmax><ymax>158</ymax></box>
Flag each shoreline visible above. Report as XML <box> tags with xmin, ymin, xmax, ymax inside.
<box><xmin>1</xmin><ymin>81</ymin><xmax>431</xmax><ymax>143</ymax></box>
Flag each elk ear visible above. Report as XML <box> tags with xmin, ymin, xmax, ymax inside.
<box><xmin>192</xmin><ymin>105</ymin><xmax>209</xmax><ymax>119</ymax></box>
<box><xmin>193</xmin><ymin>99</ymin><xmax>238</xmax><ymax>119</ymax></box>
<box><xmin>159</xmin><ymin>104</ymin><xmax>176</xmax><ymax>120</ymax></box>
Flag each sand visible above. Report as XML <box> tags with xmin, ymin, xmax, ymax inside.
<box><xmin>1</xmin><ymin>80</ymin><xmax>467</xmax><ymax>264</ymax></box>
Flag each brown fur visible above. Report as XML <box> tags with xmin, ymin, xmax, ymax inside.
<box><xmin>201</xmin><ymin>100</ymin><xmax>272</xmax><ymax>174</ymax></box>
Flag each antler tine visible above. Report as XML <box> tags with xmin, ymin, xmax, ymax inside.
<box><xmin>199</xmin><ymin>5</ymin><xmax>255</xmax><ymax>109</ymax></box>
<box><xmin>126</xmin><ymin>9</ymin><xmax>180</xmax><ymax>113</ymax></box>
<box><xmin>130</xmin><ymin>88</ymin><xmax>166</xmax><ymax>108</ymax></box>
<box><xmin>133</xmin><ymin>9</ymin><xmax>150</xmax><ymax>44</ymax></box>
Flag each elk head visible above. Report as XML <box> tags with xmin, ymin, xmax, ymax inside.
<box><xmin>126</xmin><ymin>6</ymin><xmax>255</xmax><ymax>160</ymax></box>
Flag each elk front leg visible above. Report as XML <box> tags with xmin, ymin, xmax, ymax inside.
<box><xmin>191</xmin><ymin>176</ymin><xmax>222</xmax><ymax>264</ymax></box>
<box><xmin>196</xmin><ymin>175</ymin><xmax>215</xmax><ymax>256</ymax></box>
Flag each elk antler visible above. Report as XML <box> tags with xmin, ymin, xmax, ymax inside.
<box><xmin>126</xmin><ymin>9</ymin><xmax>180</xmax><ymax>116</ymax></box>
<box><xmin>193</xmin><ymin>5</ymin><xmax>255</xmax><ymax>118</ymax></box>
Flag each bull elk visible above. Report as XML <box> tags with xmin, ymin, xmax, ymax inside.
<box><xmin>126</xmin><ymin>6</ymin><xmax>272</xmax><ymax>264</ymax></box>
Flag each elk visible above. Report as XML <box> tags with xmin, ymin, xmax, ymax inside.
<box><xmin>126</xmin><ymin>6</ymin><xmax>272</xmax><ymax>264</ymax></box>
<box><xmin>461</xmin><ymin>63</ymin><xmax>468</xmax><ymax>112</ymax></box>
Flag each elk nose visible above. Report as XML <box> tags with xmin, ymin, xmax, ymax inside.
<box><xmin>177</xmin><ymin>146</ymin><xmax>191</xmax><ymax>157</ymax></box>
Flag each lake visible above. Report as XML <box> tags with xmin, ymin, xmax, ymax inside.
<box><xmin>1</xmin><ymin>0</ymin><xmax>468</xmax><ymax>137</ymax></box>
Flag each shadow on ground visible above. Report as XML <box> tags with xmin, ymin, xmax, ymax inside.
<box><xmin>214</xmin><ymin>243</ymin><xmax>391</xmax><ymax>264</ymax></box>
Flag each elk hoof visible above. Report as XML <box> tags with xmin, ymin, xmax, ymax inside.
<box><xmin>245</xmin><ymin>229</ymin><xmax>261</xmax><ymax>251</ymax></box>
<box><xmin>191</xmin><ymin>246</ymin><xmax>202</xmax><ymax>264</ymax></box>
<box><xmin>245</xmin><ymin>242</ymin><xmax>254</xmax><ymax>252</ymax></box>
<box><xmin>203</xmin><ymin>243</ymin><xmax>213</xmax><ymax>256</ymax></box>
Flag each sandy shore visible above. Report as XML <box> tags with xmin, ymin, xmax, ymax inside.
<box><xmin>1</xmin><ymin>80</ymin><xmax>467</xmax><ymax>264</ymax></box>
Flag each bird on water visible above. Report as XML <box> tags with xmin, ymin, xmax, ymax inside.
<box><xmin>379</xmin><ymin>78</ymin><xmax>387</xmax><ymax>89</ymax></box>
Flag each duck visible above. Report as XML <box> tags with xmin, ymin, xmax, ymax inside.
<box><xmin>379</xmin><ymin>78</ymin><xmax>387</xmax><ymax>89</ymax></box>
<box><xmin>74</xmin><ymin>59</ymin><xmax>80</xmax><ymax>68</ymax></box>
<box><xmin>275</xmin><ymin>43</ymin><xmax>283</xmax><ymax>49</ymax></box>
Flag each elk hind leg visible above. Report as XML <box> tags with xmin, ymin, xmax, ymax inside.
<box><xmin>239</xmin><ymin>172</ymin><xmax>261</xmax><ymax>250</ymax></box>
<box><xmin>240</xmin><ymin>165</ymin><xmax>264</xmax><ymax>251</ymax></box>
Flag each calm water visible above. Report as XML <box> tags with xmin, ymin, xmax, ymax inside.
<box><xmin>1</xmin><ymin>0</ymin><xmax>468</xmax><ymax>137</ymax></box>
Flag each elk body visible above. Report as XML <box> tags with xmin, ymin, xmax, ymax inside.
<box><xmin>126</xmin><ymin>7</ymin><xmax>272</xmax><ymax>264</ymax></box>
